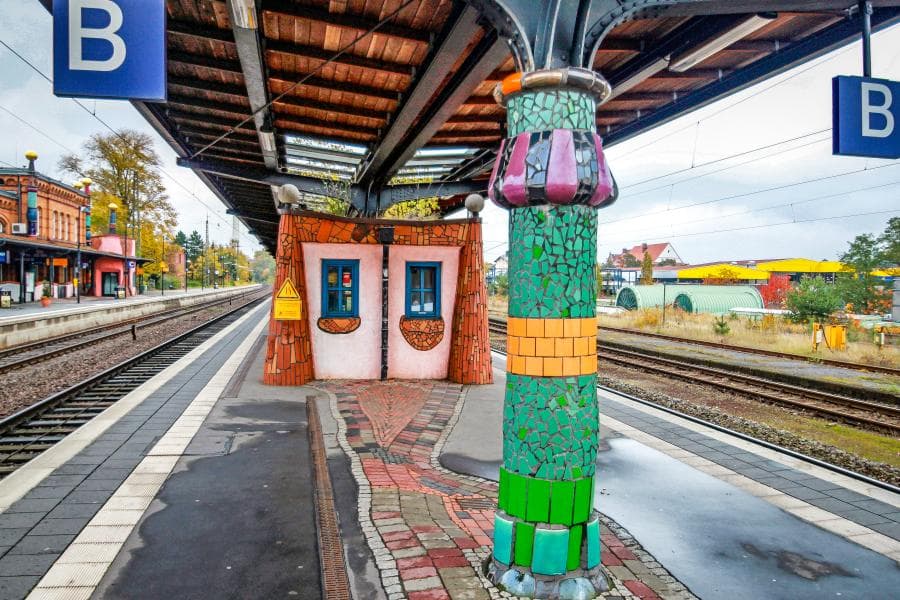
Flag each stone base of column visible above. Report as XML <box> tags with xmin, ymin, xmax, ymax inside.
<box><xmin>485</xmin><ymin>559</ymin><xmax>608</xmax><ymax>599</ymax></box>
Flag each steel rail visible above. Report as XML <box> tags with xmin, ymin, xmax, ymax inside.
<box><xmin>0</xmin><ymin>293</ymin><xmax>268</xmax><ymax>477</ymax></box>
<box><xmin>597</xmin><ymin>325</ymin><xmax>900</xmax><ymax>377</ymax></box>
<box><xmin>599</xmin><ymin>346</ymin><xmax>900</xmax><ymax>436</ymax></box>
<box><xmin>487</xmin><ymin>317</ymin><xmax>900</xmax><ymax>435</ymax></box>
<box><xmin>485</xmin><ymin>339</ymin><xmax>900</xmax><ymax>495</ymax></box>
<box><xmin>0</xmin><ymin>288</ymin><xmax>264</xmax><ymax>374</ymax></box>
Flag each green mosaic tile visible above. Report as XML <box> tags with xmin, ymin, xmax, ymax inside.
<box><xmin>525</xmin><ymin>478</ymin><xmax>551</xmax><ymax>523</ymax></box>
<box><xmin>508</xmin><ymin>205</ymin><xmax>597</xmax><ymax>319</ymax></box>
<box><xmin>498</xmin><ymin>469</ymin><xmax>509</xmax><ymax>512</ymax></box>
<box><xmin>508</xmin><ymin>472</ymin><xmax>528</xmax><ymax>518</ymax></box>
<box><xmin>549</xmin><ymin>480</ymin><xmax>575</xmax><ymax>525</ymax></box>
<box><xmin>532</xmin><ymin>527</ymin><xmax>569</xmax><ymax>576</ymax></box>
<box><xmin>514</xmin><ymin>522</ymin><xmax>535</xmax><ymax>567</ymax></box>
<box><xmin>573</xmin><ymin>477</ymin><xmax>593</xmax><ymax>523</ymax></box>
<box><xmin>567</xmin><ymin>524</ymin><xmax>583</xmax><ymax>571</ymax></box>
<box><xmin>502</xmin><ymin>373</ymin><xmax>599</xmax><ymax>480</ymax></box>
<box><xmin>586</xmin><ymin>518</ymin><xmax>600</xmax><ymax>569</ymax></box>
<box><xmin>507</xmin><ymin>89</ymin><xmax>596</xmax><ymax>136</ymax></box>
<box><xmin>493</xmin><ymin>513</ymin><xmax>514</xmax><ymax>565</ymax></box>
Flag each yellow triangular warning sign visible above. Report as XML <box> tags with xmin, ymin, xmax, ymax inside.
<box><xmin>276</xmin><ymin>278</ymin><xmax>300</xmax><ymax>299</ymax></box>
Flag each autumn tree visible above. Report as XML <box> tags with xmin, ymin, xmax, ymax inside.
<box><xmin>59</xmin><ymin>130</ymin><xmax>177</xmax><ymax>279</ymax></box>
<box><xmin>621</xmin><ymin>253</ymin><xmax>641</xmax><ymax>268</ymax></box>
<box><xmin>640</xmin><ymin>251</ymin><xmax>654</xmax><ymax>285</ymax></box>
<box><xmin>250</xmin><ymin>250</ymin><xmax>276</xmax><ymax>284</ymax></box>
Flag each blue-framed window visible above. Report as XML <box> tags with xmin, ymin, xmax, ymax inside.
<box><xmin>406</xmin><ymin>262</ymin><xmax>441</xmax><ymax>318</ymax></box>
<box><xmin>321</xmin><ymin>259</ymin><xmax>359</xmax><ymax>317</ymax></box>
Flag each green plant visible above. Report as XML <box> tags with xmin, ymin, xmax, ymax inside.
<box><xmin>713</xmin><ymin>316</ymin><xmax>730</xmax><ymax>336</ymax></box>
<box><xmin>786</xmin><ymin>276</ymin><xmax>843</xmax><ymax>322</ymax></box>
<box><xmin>41</xmin><ymin>281</ymin><xmax>51</xmax><ymax>299</ymax></box>
<box><xmin>640</xmin><ymin>251</ymin><xmax>654</xmax><ymax>285</ymax></box>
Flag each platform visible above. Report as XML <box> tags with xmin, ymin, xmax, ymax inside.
<box><xmin>0</xmin><ymin>315</ymin><xmax>898</xmax><ymax>599</ymax></box>
<box><xmin>0</xmin><ymin>285</ymin><xmax>262</xmax><ymax>349</ymax></box>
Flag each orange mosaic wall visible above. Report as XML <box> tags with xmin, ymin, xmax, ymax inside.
<box><xmin>447</xmin><ymin>218</ymin><xmax>493</xmax><ymax>384</ymax></box>
<box><xmin>264</xmin><ymin>211</ymin><xmax>492</xmax><ymax>386</ymax></box>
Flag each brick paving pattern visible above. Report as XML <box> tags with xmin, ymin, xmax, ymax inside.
<box><xmin>318</xmin><ymin>380</ymin><xmax>695</xmax><ymax>599</ymax></box>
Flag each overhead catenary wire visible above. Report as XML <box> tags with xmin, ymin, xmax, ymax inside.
<box><xmin>188</xmin><ymin>0</ymin><xmax>420</xmax><ymax>160</ymax></box>
<box><xmin>600</xmin><ymin>208</ymin><xmax>900</xmax><ymax>246</ymax></box>
<box><xmin>601</xmin><ymin>161</ymin><xmax>900</xmax><ymax>226</ymax></box>
<box><xmin>601</xmin><ymin>179</ymin><xmax>900</xmax><ymax>239</ymax></box>
<box><xmin>0</xmin><ymin>38</ymin><xmax>260</xmax><ymax>249</ymax></box>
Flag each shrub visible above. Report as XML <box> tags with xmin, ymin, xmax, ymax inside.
<box><xmin>713</xmin><ymin>316</ymin><xmax>731</xmax><ymax>336</ymax></box>
<box><xmin>785</xmin><ymin>276</ymin><xmax>843</xmax><ymax>323</ymax></box>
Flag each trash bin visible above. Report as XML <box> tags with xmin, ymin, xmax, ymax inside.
<box><xmin>116</xmin><ymin>286</ymin><xmax>126</xmax><ymax>300</ymax></box>
<box><xmin>139</xmin><ymin>284</ymin><xmax>146</xmax><ymax>294</ymax></box>
<box><xmin>0</xmin><ymin>290</ymin><xmax>11</xmax><ymax>309</ymax></box>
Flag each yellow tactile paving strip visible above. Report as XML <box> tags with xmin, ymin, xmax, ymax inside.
<box><xmin>506</xmin><ymin>317</ymin><xmax>597</xmax><ymax>377</ymax></box>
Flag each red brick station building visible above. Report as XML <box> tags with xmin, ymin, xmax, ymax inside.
<box><xmin>0</xmin><ymin>156</ymin><xmax>148</xmax><ymax>303</ymax></box>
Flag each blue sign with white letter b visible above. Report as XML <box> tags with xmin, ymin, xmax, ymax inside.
<box><xmin>833</xmin><ymin>75</ymin><xmax>899</xmax><ymax>159</ymax></box>
<box><xmin>53</xmin><ymin>0</ymin><xmax>166</xmax><ymax>102</ymax></box>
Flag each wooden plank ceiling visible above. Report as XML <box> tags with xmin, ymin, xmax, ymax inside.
<box><xmin>148</xmin><ymin>0</ymin><xmax>889</xmax><ymax>249</ymax></box>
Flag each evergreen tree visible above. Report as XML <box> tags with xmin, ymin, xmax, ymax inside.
<box><xmin>640</xmin><ymin>251</ymin><xmax>654</xmax><ymax>284</ymax></box>
<box><xmin>173</xmin><ymin>230</ymin><xmax>188</xmax><ymax>248</ymax></box>
<box><xmin>185</xmin><ymin>231</ymin><xmax>204</xmax><ymax>262</ymax></box>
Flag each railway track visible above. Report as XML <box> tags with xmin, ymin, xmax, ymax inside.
<box><xmin>600</xmin><ymin>325</ymin><xmax>900</xmax><ymax>377</ymax></box>
<box><xmin>487</xmin><ymin>317</ymin><xmax>900</xmax><ymax>436</ymax></box>
<box><xmin>0</xmin><ymin>293</ymin><xmax>268</xmax><ymax>479</ymax></box>
<box><xmin>0</xmin><ymin>288</ymin><xmax>264</xmax><ymax>375</ymax></box>
<box><xmin>488</xmin><ymin>312</ymin><xmax>900</xmax><ymax>377</ymax></box>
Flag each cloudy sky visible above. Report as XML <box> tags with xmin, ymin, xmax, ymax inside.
<box><xmin>1</xmin><ymin>1</ymin><xmax>898</xmax><ymax>263</ymax></box>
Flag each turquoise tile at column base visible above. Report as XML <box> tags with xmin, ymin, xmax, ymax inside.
<box><xmin>585</xmin><ymin>517</ymin><xmax>600</xmax><ymax>569</ymax></box>
<box><xmin>494</xmin><ymin>513</ymin><xmax>514</xmax><ymax>565</ymax></box>
<box><xmin>532</xmin><ymin>527</ymin><xmax>570</xmax><ymax>576</ymax></box>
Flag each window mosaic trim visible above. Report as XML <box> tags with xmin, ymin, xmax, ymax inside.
<box><xmin>405</xmin><ymin>261</ymin><xmax>441</xmax><ymax>319</ymax></box>
<box><xmin>321</xmin><ymin>259</ymin><xmax>359</xmax><ymax>318</ymax></box>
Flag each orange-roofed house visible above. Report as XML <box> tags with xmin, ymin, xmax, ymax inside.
<box><xmin>606</xmin><ymin>242</ymin><xmax>683</xmax><ymax>268</ymax></box>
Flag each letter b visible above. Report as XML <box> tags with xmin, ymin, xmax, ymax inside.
<box><xmin>861</xmin><ymin>82</ymin><xmax>895</xmax><ymax>139</ymax></box>
<box><xmin>69</xmin><ymin>0</ymin><xmax>126</xmax><ymax>72</ymax></box>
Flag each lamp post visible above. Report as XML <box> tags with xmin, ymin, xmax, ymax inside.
<box><xmin>185</xmin><ymin>259</ymin><xmax>191</xmax><ymax>293</ymax></box>
<box><xmin>161</xmin><ymin>234</ymin><xmax>166</xmax><ymax>296</ymax></box>
<box><xmin>73</xmin><ymin>178</ymin><xmax>92</xmax><ymax>303</ymax></box>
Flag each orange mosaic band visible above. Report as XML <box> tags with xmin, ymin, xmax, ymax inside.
<box><xmin>493</xmin><ymin>68</ymin><xmax>612</xmax><ymax>106</ymax></box>
<box><xmin>506</xmin><ymin>317</ymin><xmax>597</xmax><ymax>377</ymax></box>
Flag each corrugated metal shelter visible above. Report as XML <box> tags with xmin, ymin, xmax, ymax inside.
<box><xmin>674</xmin><ymin>286</ymin><xmax>764</xmax><ymax>314</ymax></box>
<box><xmin>615</xmin><ymin>284</ymin><xmax>702</xmax><ymax>310</ymax></box>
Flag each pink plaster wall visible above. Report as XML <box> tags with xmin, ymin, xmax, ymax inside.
<box><xmin>91</xmin><ymin>235</ymin><xmax>135</xmax><ymax>256</ymax></box>
<box><xmin>302</xmin><ymin>243</ymin><xmax>382</xmax><ymax>379</ymax></box>
<box><xmin>387</xmin><ymin>246</ymin><xmax>460</xmax><ymax>379</ymax></box>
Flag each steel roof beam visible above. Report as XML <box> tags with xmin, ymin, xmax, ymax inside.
<box><xmin>226</xmin><ymin>0</ymin><xmax>278</xmax><ymax>169</ymax></box>
<box><xmin>604</xmin><ymin>7</ymin><xmax>900</xmax><ymax>146</ymax></box>
<box><xmin>167</xmin><ymin>110</ymin><xmax>258</xmax><ymax>132</ymax></box>
<box><xmin>361</xmin><ymin>27</ymin><xmax>510</xmax><ymax>189</ymax></box>
<box><xmin>261</xmin><ymin>0</ymin><xmax>432</xmax><ymax>44</ymax></box>
<box><xmin>356</xmin><ymin>4</ymin><xmax>481</xmax><ymax>186</ymax></box>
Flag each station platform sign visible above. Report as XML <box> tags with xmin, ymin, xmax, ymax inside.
<box><xmin>833</xmin><ymin>75</ymin><xmax>899</xmax><ymax>159</ymax></box>
<box><xmin>53</xmin><ymin>0</ymin><xmax>166</xmax><ymax>102</ymax></box>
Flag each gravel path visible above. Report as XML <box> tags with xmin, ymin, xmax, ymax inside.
<box><xmin>0</xmin><ymin>295</ymin><xmax>267</xmax><ymax>418</ymax></box>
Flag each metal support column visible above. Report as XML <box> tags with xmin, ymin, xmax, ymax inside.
<box><xmin>860</xmin><ymin>1</ymin><xmax>873</xmax><ymax>77</ymax></box>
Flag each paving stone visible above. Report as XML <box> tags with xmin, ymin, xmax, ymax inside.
<box><xmin>3</xmin><ymin>499</ymin><xmax>60</xmax><ymax>514</ymax></box>
<box><xmin>0</xmin><ymin>575</ymin><xmax>41</xmax><ymax>600</ymax></box>
<box><xmin>45</xmin><ymin>503</ymin><xmax>102</xmax><ymax>520</ymax></box>
<box><xmin>8</xmin><ymin>534</ymin><xmax>76</xmax><ymax>556</ymax></box>
<box><xmin>29</xmin><ymin>518</ymin><xmax>90</xmax><ymax>536</ymax></box>
<box><xmin>0</xmin><ymin>553</ymin><xmax>59</xmax><ymax>576</ymax></box>
<box><xmin>868</xmin><ymin>521</ymin><xmax>900</xmax><ymax>539</ymax></box>
<box><xmin>0</xmin><ymin>513</ymin><xmax>46</xmax><ymax>529</ymax></box>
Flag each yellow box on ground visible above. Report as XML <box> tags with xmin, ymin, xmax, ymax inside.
<box><xmin>274</xmin><ymin>278</ymin><xmax>302</xmax><ymax>320</ymax></box>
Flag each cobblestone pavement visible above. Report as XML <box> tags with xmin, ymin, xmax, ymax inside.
<box><xmin>316</xmin><ymin>380</ymin><xmax>695</xmax><ymax>600</ymax></box>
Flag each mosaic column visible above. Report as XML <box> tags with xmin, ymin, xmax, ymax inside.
<box><xmin>486</xmin><ymin>69</ymin><xmax>616</xmax><ymax>599</ymax></box>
